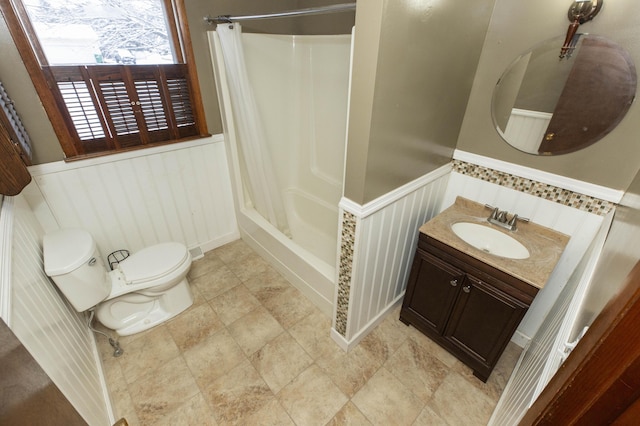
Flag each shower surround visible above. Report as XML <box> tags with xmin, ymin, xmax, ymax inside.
<box><xmin>211</xmin><ymin>29</ymin><xmax>352</xmax><ymax>316</ymax></box>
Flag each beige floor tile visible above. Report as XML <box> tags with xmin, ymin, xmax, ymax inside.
<box><xmin>243</xmin><ymin>267</ymin><xmax>291</xmax><ymax>295</ymax></box>
<box><xmin>327</xmin><ymin>401</ymin><xmax>372</xmax><ymax>426</ymax></box>
<box><xmin>98</xmin><ymin>242</ymin><xmax>512</xmax><ymax>426</ymax></box>
<box><xmin>260</xmin><ymin>286</ymin><xmax>317</xmax><ymax>330</ymax></box>
<box><xmin>209</xmin><ymin>284</ymin><xmax>260</xmax><ymax>325</ymax></box>
<box><xmin>278</xmin><ymin>364</ymin><xmax>348</xmax><ymax>426</ymax></box>
<box><xmin>118</xmin><ymin>326</ymin><xmax>181</xmax><ymax>384</ymax></box>
<box><xmin>430</xmin><ymin>371</ymin><xmax>495</xmax><ymax>426</ymax></box>
<box><xmin>154</xmin><ymin>393</ymin><xmax>217</xmax><ymax>426</ymax></box>
<box><xmin>202</xmin><ymin>359</ymin><xmax>275</xmax><ymax>425</ymax></box>
<box><xmin>182</xmin><ymin>328</ymin><xmax>247</xmax><ymax>388</ymax></box>
<box><xmin>384</xmin><ymin>338</ymin><xmax>450</xmax><ymax>402</ymax></box>
<box><xmin>406</xmin><ymin>327</ymin><xmax>460</xmax><ymax>368</ymax></box>
<box><xmin>226</xmin><ymin>252</ymin><xmax>274</xmax><ymax>282</ymax></box>
<box><xmin>188</xmin><ymin>281</ymin><xmax>207</xmax><ymax>307</ymax></box>
<box><xmin>128</xmin><ymin>356</ymin><xmax>200</xmax><ymax>425</ymax></box>
<box><xmin>319</xmin><ymin>345</ymin><xmax>382</xmax><ymax>398</ymax></box>
<box><xmin>189</xmin><ymin>253</ymin><xmax>225</xmax><ymax>280</ymax></box>
<box><xmin>454</xmin><ymin>341</ymin><xmax>522</xmax><ymax>402</ymax></box>
<box><xmin>104</xmin><ymin>363</ymin><xmax>138</xmax><ymax>425</ymax></box>
<box><xmin>288</xmin><ymin>309</ymin><xmax>343</xmax><ymax>362</ymax></box>
<box><xmin>213</xmin><ymin>239</ymin><xmax>254</xmax><ymax>264</ymax></box>
<box><xmin>412</xmin><ymin>405</ymin><xmax>448</xmax><ymax>426</ymax></box>
<box><xmin>227</xmin><ymin>305</ymin><xmax>284</xmax><ymax>356</ymax></box>
<box><xmin>250</xmin><ymin>331</ymin><xmax>313</xmax><ymax>393</ymax></box>
<box><xmin>358</xmin><ymin>314</ymin><xmax>409</xmax><ymax>365</ymax></box>
<box><xmin>351</xmin><ymin>367</ymin><xmax>424</xmax><ymax>426</ymax></box>
<box><xmin>166</xmin><ymin>303</ymin><xmax>224</xmax><ymax>351</ymax></box>
<box><xmin>235</xmin><ymin>398</ymin><xmax>294</xmax><ymax>426</ymax></box>
<box><xmin>191</xmin><ymin>264</ymin><xmax>242</xmax><ymax>302</ymax></box>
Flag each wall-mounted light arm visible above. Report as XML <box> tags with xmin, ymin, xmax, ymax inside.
<box><xmin>560</xmin><ymin>0</ymin><xmax>603</xmax><ymax>59</ymax></box>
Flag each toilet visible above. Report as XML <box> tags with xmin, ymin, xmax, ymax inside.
<box><xmin>43</xmin><ymin>228</ymin><xmax>194</xmax><ymax>336</ymax></box>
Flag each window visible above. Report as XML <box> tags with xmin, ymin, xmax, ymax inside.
<box><xmin>1</xmin><ymin>0</ymin><xmax>208</xmax><ymax>160</ymax></box>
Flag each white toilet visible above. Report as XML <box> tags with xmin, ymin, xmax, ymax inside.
<box><xmin>43</xmin><ymin>228</ymin><xmax>194</xmax><ymax>336</ymax></box>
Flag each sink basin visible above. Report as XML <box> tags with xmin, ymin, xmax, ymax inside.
<box><xmin>451</xmin><ymin>222</ymin><xmax>530</xmax><ymax>259</ymax></box>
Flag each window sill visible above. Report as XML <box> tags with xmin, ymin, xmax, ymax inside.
<box><xmin>29</xmin><ymin>134</ymin><xmax>223</xmax><ymax>175</ymax></box>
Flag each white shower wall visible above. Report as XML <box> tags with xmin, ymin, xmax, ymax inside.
<box><xmin>241</xmin><ymin>33</ymin><xmax>352</xmax><ymax>264</ymax></box>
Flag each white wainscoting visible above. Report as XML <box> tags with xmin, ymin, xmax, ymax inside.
<box><xmin>443</xmin><ymin>172</ymin><xmax>604</xmax><ymax>344</ymax></box>
<box><xmin>503</xmin><ymin>108</ymin><xmax>552</xmax><ymax>154</ymax></box>
<box><xmin>1</xmin><ymin>194</ymin><xmax>112</xmax><ymax>425</ymax></box>
<box><xmin>25</xmin><ymin>136</ymin><xmax>239</xmax><ymax>263</ymax></box>
<box><xmin>489</xmin><ymin>210</ymin><xmax>613</xmax><ymax>426</ymax></box>
<box><xmin>333</xmin><ymin>165</ymin><xmax>451</xmax><ymax>349</ymax></box>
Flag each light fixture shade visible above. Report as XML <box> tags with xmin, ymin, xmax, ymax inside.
<box><xmin>561</xmin><ymin>0</ymin><xmax>603</xmax><ymax>58</ymax></box>
<box><xmin>568</xmin><ymin>0</ymin><xmax>602</xmax><ymax>24</ymax></box>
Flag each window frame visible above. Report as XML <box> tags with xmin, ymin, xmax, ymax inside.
<box><xmin>0</xmin><ymin>0</ymin><xmax>209</xmax><ymax>161</ymax></box>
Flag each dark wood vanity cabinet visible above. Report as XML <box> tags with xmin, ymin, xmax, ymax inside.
<box><xmin>400</xmin><ymin>233</ymin><xmax>537</xmax><ymax>382</ymax></box>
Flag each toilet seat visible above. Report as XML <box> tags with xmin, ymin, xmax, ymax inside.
<box><xmin>119</xmin><ymin>242</ymin><xmax>189</xmax><ymax>285</ymax></box>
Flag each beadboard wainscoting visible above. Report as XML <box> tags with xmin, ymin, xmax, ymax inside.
<box><xmin>332</xmin><ymin>165</ymin><xmax>451</xmax><ymax>350</ymax></box>
<box><xmin>24</xmin><ymin>136</ymin><xmax>239</xmax><ymax>265</ymax></box>
<box><xmin>489</xmin><ymin>211</ymin><xmax>613</xmax><ymax>426</ymax></box>
<box><xmin>0</xmin><ymin>194</ymin><xmax>113</xmax><ymax>425</ymax></box>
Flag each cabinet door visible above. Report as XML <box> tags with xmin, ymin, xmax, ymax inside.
<box><xmin>403</xmin><ymin>249</ymin><xmax>464</xmax><ymax>334</ymax></box>
<box><xmin>443</xmin><ymin>275</ymin><xmax>528</xmax><ymax>369</ymax></box>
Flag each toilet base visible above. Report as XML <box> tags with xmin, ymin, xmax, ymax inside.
<box><xmin>95</xmin><ymin>278</ymin><xmax>193</xmax><ymax>336</ymax></box>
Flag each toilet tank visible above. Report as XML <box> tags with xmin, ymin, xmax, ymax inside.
<box><xmin>43</xmin><ymin>228</ymin><xmax>111</xmax><ymax>312</ymax></box>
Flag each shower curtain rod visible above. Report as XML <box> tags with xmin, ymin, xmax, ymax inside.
<box><xmin>204</xmin><ymin>3</ymin><xmax>356</xmax><ymax>25</ymax></box>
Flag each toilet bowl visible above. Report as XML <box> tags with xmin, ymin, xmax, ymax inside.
<box><xmin>43</xmin><ymin>228</ymin><xmax>194</xmax><ymax>336</ymax></box>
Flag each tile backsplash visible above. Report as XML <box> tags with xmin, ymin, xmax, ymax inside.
<box><xmin>453</xmin><ymin>160</ymin><xmax>614</xmax><ymax>216</ymax></box>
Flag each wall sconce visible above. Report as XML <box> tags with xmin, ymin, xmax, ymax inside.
<box><xmin>560</xmin><ymin>0</ymin><xmax>603</xmax><ymax>58</ymax></box>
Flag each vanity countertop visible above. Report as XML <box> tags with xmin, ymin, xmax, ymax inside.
<box><xmin>420</xmin><ymin>196</ymin><xmax>570</xmax><ymax>289</ymax></box>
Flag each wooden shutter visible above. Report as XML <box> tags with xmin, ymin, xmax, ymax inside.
<box><xmin>44</xmin><ymin>64</ymin><xmax>198</xmax><ymax>155</ymax></box>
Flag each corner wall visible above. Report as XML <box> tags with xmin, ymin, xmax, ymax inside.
<box><xmin>343</xmin><ymin>0</ymin><xmax>496</xmax><ymax>205</ymax></box>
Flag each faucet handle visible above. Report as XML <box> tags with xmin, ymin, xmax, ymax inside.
<box><xmin>507</xmin><ymin>214</ymin><xmax>530</xmax><ymax>228</ymax></box>
<box><xmin>484</xmin><ymin>204</ymin><xmax>500</xmax><ymax>220</ymax></box>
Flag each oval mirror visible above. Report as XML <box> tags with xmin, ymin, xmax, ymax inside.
<box><xmin>492</xmin><ymin>34</ymin><xmax>637</xmax><ymax>155</ymax></box>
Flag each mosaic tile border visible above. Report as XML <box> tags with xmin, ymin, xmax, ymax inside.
<box><xmin>453</xmin><ymin>160</ymin><xmax>615</xmax><ymax>216</ymax></box>
<box><xmin>335</xmin><ymin>211</ymin><xmax>356</xmax><ymax>337</ymax></box>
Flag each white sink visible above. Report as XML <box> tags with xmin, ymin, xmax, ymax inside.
<box><xmin>451</xmin><ymin>222</ymin><xmax>530</xmax><ymax>260</ymax></box>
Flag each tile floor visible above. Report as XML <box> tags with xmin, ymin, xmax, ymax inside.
<box><xmin>96</xmin><ymin>240</ymin><xmax>521</xmax><ymax>426</ymax></box>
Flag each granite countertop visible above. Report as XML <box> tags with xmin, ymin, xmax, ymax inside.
<box><xmin>420</xmin><ymin>196</ymin><xmax>570</xmax><ymax>289</ymax></box>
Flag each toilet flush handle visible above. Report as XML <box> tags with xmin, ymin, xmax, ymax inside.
<box><xmin>88</xmin><ymin>257</ymin><xmax>97</xmax><ymax>266</ymax></box>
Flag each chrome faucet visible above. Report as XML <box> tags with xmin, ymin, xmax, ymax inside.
<box><xmin>484</xmin><ymin>204</ymin><xmax>529</xmax><ymax>231</ymax></box>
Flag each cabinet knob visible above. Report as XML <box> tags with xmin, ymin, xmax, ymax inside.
<box><xmin>463</xmin><ymin>285</ymin><xmax>471</xmax><ymax>293</ymax></box>
<box><xmin>450</xmin><ymin>279</ymin><xmax>458</xmax><ymax>287</ymax></box>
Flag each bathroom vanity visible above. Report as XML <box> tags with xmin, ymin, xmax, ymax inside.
<box><xmin>400</xmin><ymin>197</ymin><xmax>569</xmax><ymax>381</ymax></box>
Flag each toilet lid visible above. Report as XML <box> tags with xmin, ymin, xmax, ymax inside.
<box><xmin>119</xmin><ymin>242</ymin><xmax>189</xmax><ymax>284</ymax></box>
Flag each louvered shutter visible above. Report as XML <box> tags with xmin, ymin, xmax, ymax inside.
<box><xmin>44</xmin><ymin>64</ymin><xmax>198</xmax><ymax>155</ymax></box>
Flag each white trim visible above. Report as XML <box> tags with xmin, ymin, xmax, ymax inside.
<box><xmin>510</xmin><ymin>108</ymin><xmax>553</xmax><ymax>120</ymax></box>
<box><xmin>453</xmin><ymin>150</ymin><xmax>624</xmax><ymax>204</ymax></box>
<box><xmin>196</xmin><ymin>230</ymin><xmax>241</xmax><ymax>255</ymax></box>
<box><xmin>90</xmin><ymin>332</ymin><xmax>116</xmax><ymax>425</ymax></box>
<box><xmin>330</xmin><ymin>327</ymin><xmax>350</xmax><ymax>351</ymax></box>
<box><xmin>510</xmin><ymin>330</ymin><xmax>530</xmax><ymax>348</ymax></box>
<box><xmin>0</xmin><ymin>196</ymin><xmax>14</xmax><ymax>324</ymax></box>
<box><xmin>340</xmin><ymin>163</ymin><xmax>452</xmax><ymax>218</ymax></box>
<box><xmin>331</xmin><ymin>295</ymin><xmax>403</xmax><ymax>352</ymax></box>
<box><xmin>28</xmin><ymin>134</ymin><xmax>225</xmax><ymax>176</ymax></box>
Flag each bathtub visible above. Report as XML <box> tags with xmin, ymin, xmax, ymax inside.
<box><xmin>209</xmin><ymin>31</ymin><xmax>353</xmax><ymax>316</ymax></box>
